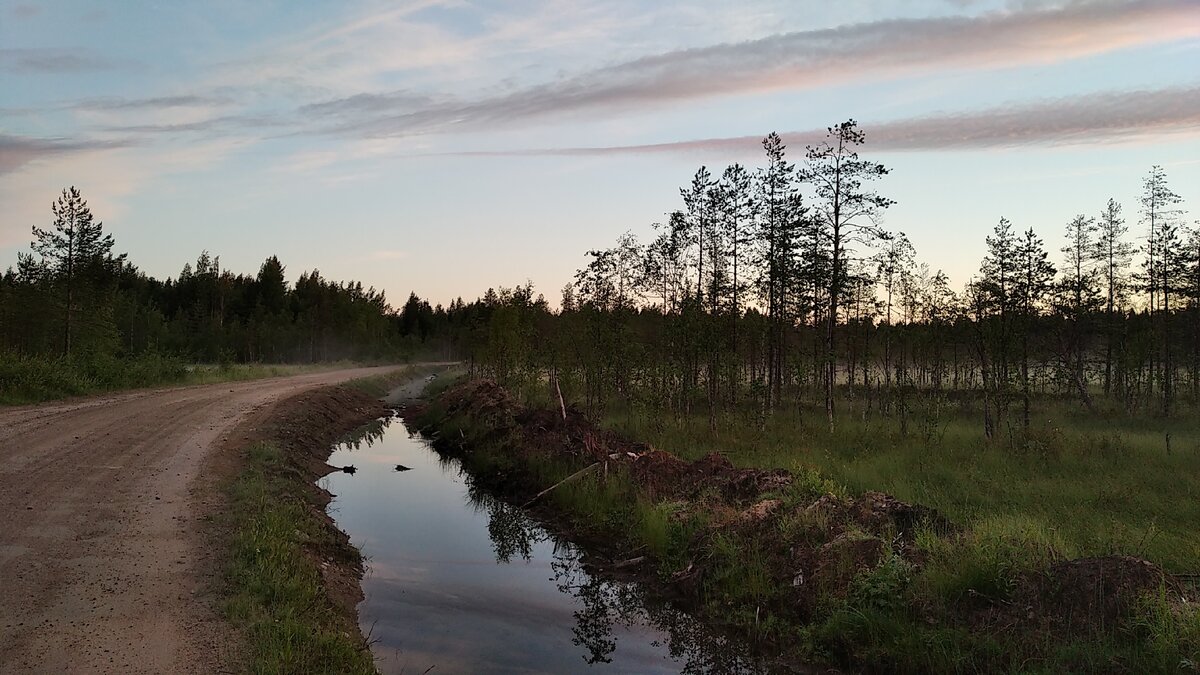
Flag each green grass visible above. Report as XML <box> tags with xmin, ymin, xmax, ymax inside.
<box><xmin>603</xmin><ymin>397</ymin><xmax>1200</xmax><ymax>573</ymax></box>
<box><xmin>223</xmin><ymin>442</ymin><xmax>375</xmax><ymax>675</ymax></box>
<box><xmin>0</xmin><ymin>351</ymin><xmax>372</xmax><ymax>405</ymax></box>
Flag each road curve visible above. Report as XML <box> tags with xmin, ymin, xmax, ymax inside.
<box><xmin>0</xmin><ymin>365</ymin><xmax>403</xmax><ymax>674</ymax></box>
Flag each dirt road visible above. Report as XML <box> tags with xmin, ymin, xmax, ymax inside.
<box><xmin>0</xmin><ymin>365</ymin><xmax>404</xmax><ymax>674</ymax></box>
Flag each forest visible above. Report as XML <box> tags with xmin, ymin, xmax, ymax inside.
<box><xmin>438</xmin><ymin>123</ymin><xmax>1199</xmax><ymax>435</ymax></box>
<box><xmin>0</xmin><ymin>187</ymin><xmax>448</xmax><ymax>400</ymax></box>
<box><xmin>6</xmin><ymin>121</ymin><xmax>1196</xmax><ymax>429</ymax></box>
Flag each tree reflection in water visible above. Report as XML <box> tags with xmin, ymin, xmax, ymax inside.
<box><xmin>335</xmin><ymin>414</ymin><xmax>393</xmax><ymax>451</ymax></box>
<box><xmin>467</xmin><ymin>484</ymin><xmax>548</xmax><ymax>563</ymax></box>
<box><xmin>466</xmin><ymin>482</ymin><xmax>770</xmax><ymax>674</ymax></box>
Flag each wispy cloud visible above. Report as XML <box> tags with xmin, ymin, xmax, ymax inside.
<box><xmin>9</xmin><ymin>4</ymin><xmax>40</xmax><ymax>20</ymax></box>
<box><xmin>299</xmin><ymin>91</ymin><xmax>440</xmax><ymax>118</ymax></box>
<box><xmin>0</xmin><ymin>135</ymin><xmax>252</xmax><ymax>248</ymax></box>
<box><xmin>0</xmin><ymin>134</ymin><xmax>134</xmax><ymax>175</ymax></box>
<box><xmin>97</xmin><ymin>114</ymin><xmax>287</xmax><ymax>136</ymax></box>
<box><xmin>443</xmin><ymin>85</ymin><xmax>1200</xmax><ymax>157</ymax></box>
<box><xmin>74</xmin><ymin>95</ymin><xmax>234</xmax><ymax>112</ymax></box>
<box><xmin>18</xmin><ymin>0</ymin><xmax>1195</xmax><ymax>147</ymax></box>
<box><xmin>312</xmin><ymin>0</ymin><xmax>1200</xmax><ymax>138</ymax></box>
<box><xmin>0</xmin><ymin>48</ymin><xmax>119</xmax><ymax>74</ymax></box>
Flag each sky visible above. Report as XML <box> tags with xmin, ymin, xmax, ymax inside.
<box><xmin>2</xmin><ymin>0</ymin><xmax>1198</xmax><ymax>307</ymax></box>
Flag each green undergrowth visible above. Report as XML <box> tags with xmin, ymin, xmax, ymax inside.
<box><xmin>600</xmin><ymin>398</ymin><xmax>1200</xmax><ymax>573</ymax></box>
<box><xmin>417</xmin><ymin>384</ymin><xmax>1200</xmax><ymax>674</ymax></box>
<box><xmin>0</xmin><ymin>351</ymin><xmax>369</xmax><ymax>405</ymax></box>
<box><xmin>223</xmin><ymin>442</ymin><xmax>375</xmax><ymax>675</ymax></box>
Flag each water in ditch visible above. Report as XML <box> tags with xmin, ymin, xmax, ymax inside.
<box><xmin>320</xmin><ymin>414</ymin><xmax>774</xmax><ymax>674</ymax></box>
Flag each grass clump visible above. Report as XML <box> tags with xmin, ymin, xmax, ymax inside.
<box><xmin>223</xmin><ymin>442</ymin><xmax>375</xmax><ymax>675</ymax></box>
<box><xmin>1123</xmin><ymin>587</ymin><xmax>1200</xmax><ymax>670</ymax></box>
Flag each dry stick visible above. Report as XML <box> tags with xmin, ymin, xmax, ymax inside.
<box><xmin>611</xmin><ymin>556</ymin><xmax>646</xmax><ymax>570</ymax></box>
<box><xmin>522</xmin><ymin>462</ymin><xmax>599</xmax><ymax>508</ymax></box>
<box><xmin>555</xmin><ymin>376</ymin><xmax>567</xmax><ymax>421</ymax></box>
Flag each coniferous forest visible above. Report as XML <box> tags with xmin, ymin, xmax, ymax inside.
<box><xmin>1</xmin><ymin>187</ymin><xmax>401</xmax><ymax>363</ymax></box>
<box><xmin>8</xmin><ymin>122</ymin><xmax>1196</xmax><ymax>426</ymax></box>
<box><xmin>433</xmin><ymin>123</ymin><xmax>1200</xmax><ymax>431</ymax></box>
<box><xmin>0</xmin><ymin>187</ymin><xmax>442</xmax><ymax>400</ymax></box>
<box><xmin>396</xmin><ymin>124</ymin><xmax>1200</xmax><ymax>671</ymax></box>
<box><xmin>400</xmin><ymin>124</ymin><xmax>1200</xmax><ymax>670</ymax></box>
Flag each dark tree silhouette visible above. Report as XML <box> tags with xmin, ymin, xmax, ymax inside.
<box><xmin>29</xmin><ymin>187</ymin><xmax>125</xmax><ymax>355</ymax></box>
<box><xmin>801</xmin><ymin>120</ymin><xmax>894</xmax><ymax>431</ymax></box>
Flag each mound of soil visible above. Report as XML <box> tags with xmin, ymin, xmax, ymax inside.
<box><xmin>425</xmin><ymin>380</ymin><xmax>954</xmax><ymax>578</ymax></box>
<box><xmin>425</xmin><ymin>378</ymin><xmax>520</xmax><ymax>433</ymax></box>
<box><xmin>852</xmin><ymin>491</ymin><xmax>958</xmax><ymax>539</ymax></box>
<box><xmin>805</xmin><ymin>534</ymin><xmax>887</xmax><ymax>596</ymax></box>
<box><xmin>1024</xmin><ymin>556</ymin><xmax>1182</xmax><ymax>634</ymax></box>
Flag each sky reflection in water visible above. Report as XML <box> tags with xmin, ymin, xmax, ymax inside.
<box><xmin>321</xmin><ymin>415</ymin><xmax>769</xmax><ymax>675</ymax></box>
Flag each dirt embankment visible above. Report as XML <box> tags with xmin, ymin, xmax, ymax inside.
<box><xmin>219</xmin><ymin>384</ymin><xmax>391</xmax><ymax>622</ymax></box>
<box><xmin>408</xmin><ymin>379</ymin><xmax>1192</xmax><ymax>670</ymax></box>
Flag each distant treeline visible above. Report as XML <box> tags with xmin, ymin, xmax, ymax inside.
<box><xmin>434</xmin><ymin>121</ymin><xmax>1200</xmax><ymax>432</ymax></box>
<box><xmin>0</xmin><ymin>187</ymin><xmax>440</xmax><ymax>364</ymax></box>
<box><xmin>6</xmin><ymin>120</ymin><xmax>1198</xmax><ymax>429</ymax></box>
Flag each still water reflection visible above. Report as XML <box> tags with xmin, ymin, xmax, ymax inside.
<box><xmin>321</xmin><ymin>415</ymin><xmax>772</xmax><ymax>675</ymax></box>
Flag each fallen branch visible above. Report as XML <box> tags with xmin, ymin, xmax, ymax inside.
<box><xmin>555</xmin><ymin>376</ymin><xmax>567</xmax><ymax>422</ymax></box>
<box><xmin>610</xmin><ymin>556</ymin><xmax>646</xmax><ymax>570</ymax></box>
<box><xmin>522</xmin><ymin>462</ymin><xmax>599</xmax><ymax>508</ymax></box>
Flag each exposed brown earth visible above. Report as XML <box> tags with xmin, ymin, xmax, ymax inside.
<box><xmin>0</xmin><ymin>366</ymin><xmax>401</xmax><ymax>675</ymax></box>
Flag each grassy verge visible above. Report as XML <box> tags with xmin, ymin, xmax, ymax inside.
<box><xmin>416</xmin><ymin>379</ymin><xmax>1200</xmax><ymax>674</ymax></box>
<box><xmin>599</xmin><ymin>398</ymin><xmax>1200</xmax><ymax>573</ymax></box>
<box><xmin>0</xmin><ymin>351</ymin><xmax>378</xmax><ymax>405</ymax></box>
<box><xmin>223</xmin><ymin>441</ymin><xmax>376</xmax><ymax>675</ymax></box>
<box><xmin>214</xmin><ymin>369</ymin><xmax>437</xmax><ymax>674</ymax></box>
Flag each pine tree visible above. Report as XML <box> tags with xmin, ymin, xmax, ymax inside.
<box><xmin>1140</xmin><ymin>166</ymin><xmax>1184</xmax><ymax>413</ymax></box>
<box><xmin>1187</xmin><ymin>224</ymin><xmax>1200</xmax><ymax>400</ymax></box>
<box><xmin>1093</xmin><ymin>198</ymin><xmax>1133</xmax><ymax>397</ymax></box>
<box><xmin>801</xmin><ymin>120</ymin><xmax>893</xmax><ymax>431</ymax></box>
<box><xmin>681</xmin><ymin>167</ymin><xmax>715</xmax><ymax>305</ymax></box>
<box><xmin>873</xmin><ymin>232</ymin><xmax>915</xmax><ymax>388</ymax></box>
<box><xmin>30</xmin><ymin>186</ymin><xmax>124</xmax><ymax>356</ymax></box>
<box><xmin>1014</xmin><ymin>228</ymin><xmax>1055</xmax><ymax>430</ymax></box>
<box><xmin>755</xmin><ymin>133</ymin><xmax>803</xmax><ymax>409</ymax></box>
<box><xmin>977</xmin><ymin>218</ymin><xmax>1020</xmax><ymax>439</ymax></box>
<box><xmin>719</xmin><ymin>163</ymin><xmax>754</xmax><ymax>401</ymax></box>
<box><xmin>1055</xmin><ymin>214</ymin><xmax>1100</xmax><ymax>411</ymax></box>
